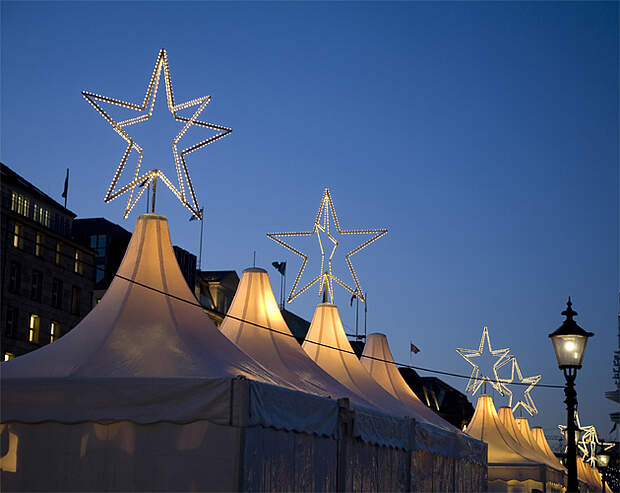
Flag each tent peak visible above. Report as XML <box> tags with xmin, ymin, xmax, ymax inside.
<box><xmin>243</xmin><ymin>267</ymin><xmax>267</xmax><ymax>274</ymax></box>
<box><xmin>138</xmin><ymin>213</ymin><xmax>168</xmax><ymax>221</ymax></box>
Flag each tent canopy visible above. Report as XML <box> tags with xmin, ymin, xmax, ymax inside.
<box><xmin>302</xmin><ymin>303</ymin><xmax>412</xmax><ymax>417</ymax></box>
<box><xmin>1</xmin><ymin>214</ymin><xmax>290</xmax><ymax>422</ymax></box>
<box><xmin>219</xmin><ymin>267</ymin><xmax>375</xmax><ymax>409</ymax></box>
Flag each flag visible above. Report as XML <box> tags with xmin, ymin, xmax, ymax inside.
<box><xmin>189</xmin><ymin>208</ymin><xmax>204</xmax><ymax>221</ymax></box>
<box><xmin>272</xmin><ymin>261</ymin><xmax>286</xmax><ymax>275</ymax></box>
<box><xmin>410</xmin><ymin>343</ymin><xmax>420</xmax><ymax>354</ymax></box>
<box><xmin>350</xmin><ymin>292</ymin><xmax>357</xmax><ymax>306</ymax></box>
<box><xmin>61</xmin><ymin>168</ymin><xmax>69</xmax><ymax>199</ymax></box>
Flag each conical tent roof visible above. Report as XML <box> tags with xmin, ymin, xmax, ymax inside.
<box><xmin>219</xmin><ymin>267</ymin><xmax>375</xmax><ymax>408</ymax></box>
<box><xmin>499</xmin><ymin>409</ymin><xmax>564</xmax><ymax>472</ymax></box>
<box><xmin>302</xmin><ymin>303</ymin><xmax>410</xmax><ymax>417</ymax></box>
<box><xmin>531</xmin><ymin>426</ymin><xmax>566</xmax><ymax>472</ymax></box>
<box><xmin>466</xmin><ymin>395</ymin><xmax>539</xmax><ymax>465</ymax></box>
<box><xmin>360</xmin><ymin>333</ymin><xmax>458</xmax><ymax>431</ymax></box>
<box><xmin>2</xmin><ymin>214</ymin><xmax>284</xmax><ymax>381</ymax></box>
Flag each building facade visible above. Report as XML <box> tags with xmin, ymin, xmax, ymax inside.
<box><xmin>1</xmin><ymin>163</ymin><xmax>96</xmax><ymax>360</ymax></box>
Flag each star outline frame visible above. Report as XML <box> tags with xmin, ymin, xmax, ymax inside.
<box><xmin>267</xmin><ymin>188</ymin><xmax>387</xmax><ymax>304</ymax></box>
<box><xmin>82</xmin><ymin>49</ymin><xmax>231</xmax><ymax>219</ymax></box>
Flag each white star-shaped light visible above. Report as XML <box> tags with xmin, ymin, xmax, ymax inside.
<box><xmin>456</xmin><ymin>326</ymin><xmax>511</xmax><ymax>396</ymax></box>
<box><xmin>267</xmin><ymin>188</ymin><xmax>387</xmax><ymax>304</ymax></box>
<box><xmin>82</xmin><ymin>49</ymin><xmax>231</xmax><ymax>219</ymax></box>
<box><xmin>495</xmin><ymin>356</ymin><xmax>541</xmax><ymax>415</ymax></box>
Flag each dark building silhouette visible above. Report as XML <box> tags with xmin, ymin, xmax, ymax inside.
<box><xmin>173</xmin><ymin>245</ymin><xmax>197</xmax><ymax>292</ymax></box>
<box><xmin>1</xmin><ymin>163</ymin><xmax>96</xmax><ymax>360</ymax></box>
<box><xmin>73</xmin><ymin>217</ymin><xmax>132</xmax><ymax>305</ymax></box>
<box><xmin>196</xmin><ymin>270</ymin><xmax>239</xmax><ymax>326</ymax></box>
<box><xmin>399</xmin><ymin>367</ymin><xmax>475</xmax><ymax>430</ymax></box>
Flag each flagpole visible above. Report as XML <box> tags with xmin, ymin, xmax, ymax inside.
<box><xmin>410</xmin><ymin>342</ymin><xmax>412</xmax><ymax>367</ymax></box>
<box><xmin>364</xmin><ymin>292</ymin><xmax>367</xmax><ymax>339</ymax></box>
<box><xmin>198</xmin><ymin>207</ymin><xmax>204</xmax><ymax>271</ymax></box>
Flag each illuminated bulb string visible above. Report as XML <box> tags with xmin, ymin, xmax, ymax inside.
<box><xmin>82</xmin><ymin>49</ymin><xmax>231</xmax><ymax>220</ymax></box>
<box><xmin>267</xmin><ymin>188</ymin><xmax>387</xmax><ymax>305</ymax></box>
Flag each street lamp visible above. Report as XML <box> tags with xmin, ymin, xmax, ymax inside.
<box><xmin>596</xmin><ymin>452</ymin><xmax>610</xmax><ymax>492</ymax></box>
<box><xmin>549</xmin><ymin>297</ymin><xmax>594</xmax><ymax>493</ymax></box>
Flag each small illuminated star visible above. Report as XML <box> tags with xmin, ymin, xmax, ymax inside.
<box><xmin>456</xmin><ymin>326</ymin><xmax>511</xmax><ymax>395</ymax></box>
<box><xmin>82</xmin><ymin>49</ymin><xmax>231</xmax><ymax>219</ymax></box>
<box><xmin>495</xmin><ymin>356</ymin><xmax>541</xmax><ymax>415</ymax></box>
<box><xmin>267</xmin><ymin>188</ymin><xmax>387</xmax><ymax>304</ymax></box>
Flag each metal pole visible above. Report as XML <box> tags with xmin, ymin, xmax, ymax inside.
<box><xmin>364</xmin><ymin>292</ymin><xmax>367</xmax><ymax>339</ymax></box>
<box><xmin>355</xmin><ymin>296</ymin><xmax>359</xmax><ymax>338</ymax></box>
<box><xmin>198</xmin><ymin>210</ymin><xmax>204</xmax><ymax>271</ymax></box>
<box><xmin>564</xmin><ymin>368</ymin><xmax>579</xmax><ymax>492</ymax></box>
<box><xmin>151</xmin><ymin>173</ymin><xmax>158</xmax><ymax>214</ymax></box>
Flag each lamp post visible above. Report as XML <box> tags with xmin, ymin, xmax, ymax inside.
<box><xmin>549</xmin><ymin>297</ymin><xmax>594</xmax><ymax>493</ymax></box>
<box><xmin>596</xmin><ymin>452</ymin><xmax>610</xmax><ymax>492</ymax></box>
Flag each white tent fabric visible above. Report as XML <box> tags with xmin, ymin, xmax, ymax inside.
<box><xmin>467</xmin><ymin>395</ymin><xmax>565</xmax><ymax>490</ymax></box>
<box><xmin>219</xmin><ymin>268</ymin><xmax>375</xmax><ymax>409</ymax></box>
<box><xmin>360</xmin><ymin>333</ymin><xmax>460</xmax><ymax>432</ymax></box>
<box><xmin>498</xmin><ymin>408</ymin><xmax>565</xmax><ymax>473</ymax></box>
<box><xmin>301</xmin><ymin>303</ymin><xmax>413</xmax><ymax>417</ymax></box>
<box><xmin>466</xmin><ymin>395</ymin><xmax>540</xmax><ymax>466</ymax></box>
<box><xmin>531</xmin><ymin>426</ymin><xmax>565</xmax><ymax>471</ymax></box>
<box><xmin>1</xmin><ymin>214</ymin><xmax>291</xmax><ymax>422</ymax></box>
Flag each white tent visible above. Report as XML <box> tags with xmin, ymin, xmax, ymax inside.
<box><xmin>219</xmin><ymin>267</ymin><xmax>376</xmax><ymax>408</ymax></box>
<box><xmin>1</xmin><ymin>213</ymin><xmax>487</xmax><ymax>491</ymax></box>
<box><xmin>360</xmin><ymin>332</ymin><xmax>463</xmax><ymax>432</ymax></box>
<box><xmin>467</xmin><ymin>394</ymin><xmax>565</xmax><ymax>492</ymax></box>
<box><xmin>301</xmin><ymin>302</ymin><xmax>415</xmax><ymax>417</ymax></box>
<box><xmin>498</xmin><ymin>408</ymin><xmax>565</xmax><ymax>475</ymax></box>
<box><xmin>531</xmin><ymin>426</ymin><xmax>565</xmax><ymax>471</ymax></box>
<box><xmin>2</xmin><ymin>213</ymin><xmax>289</xmax><ymax>423</ymax></box>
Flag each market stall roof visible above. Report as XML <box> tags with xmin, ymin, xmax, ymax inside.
<box><xmin>466</xmin><ymin>395</ymin><xmax>540</xmax><ymax>465</ymax></box>
<box><xmin>360</xmin><ymin>333</ymin><xmax>459</xmax><ymax>432</ymax></box>
<box><xmin>219</xmin><ymin>267</ymin><xmax>376</xmax><ymax>408</ymax></box>
<box><xmin>498</xmin><ymin>408</ymin><xmax>565</xmax><ymax>473</ymax></box>
<box><xmin>1</xmin><ymin>214</ymin><xmax>290</xmax><ymax>422</ymax></box>
<box><xmin>530</xmin><ymin>426</ymin><xmax>566</xmax><ymax>473</ymax></box>
<box><xmin>302</xmin><ymin>303</ymin><xmax>411</xmax><ymax>417</ymax></box>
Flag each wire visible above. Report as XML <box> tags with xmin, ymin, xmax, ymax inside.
<box><xmin>113</xmin><ymin>272</ymin><xmax>565</xmax><ymax>389</ymax></box>
<box><xmin>7</xmin><ymin>222</ymin><xmax>565</xmax><ymax>389</ymax></box>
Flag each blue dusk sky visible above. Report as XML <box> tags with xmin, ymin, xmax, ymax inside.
<box><xmin>2</xmin><ymin>1</ymin><xmax>618</xmax><ymax>440</ymax></box>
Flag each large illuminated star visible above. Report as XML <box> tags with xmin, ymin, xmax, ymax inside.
<box><xmin>267</xmin><ymin>188</ymin><xmax>387</xmax><ymax>304</ymax></box>
<box><xmin>495</xmin><ymin>356</ymin><xmax>541</xmax><ymax>415</ymax></box>
<box><xmin>456</xmin><ymin>326</ymin><xmax>511</xmax><ymax>396</ymax></box>
<box><xmin>82</xmin><ymin>49</ymin><xmax>231</xmax><ymax>219</ymax></box>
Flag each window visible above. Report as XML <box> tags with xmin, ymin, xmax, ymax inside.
<box><xmin>55</xmin><ymin>241</ymin><xmax>61</xmax><ymax>266</ymax></box>
<box><xmin>71</xmin><ymin>286</ymin><xmax>81</xmax><ymax>315</ymax></box>
<box><xmin>13</xmin><ymin>223</ymin><xmax>24</xmax><ymax>249</ymax></box>
<box><xmin>11</xmin><ymin>192</ymin><xmax>30</xmax><ymax>217</ymax></box>
<box><xmin>50</xmin><ymin>322</ymin><xmax>60</xmax><ymax>343</ymax></box>
<box><xmin>6</xmin><ymin>307</ymin><xmax>18</xmax><ymax>337</ymax></box>
<box><xmin>35</xmin><ymin>232</ymin><xmax>44</xmax><ymax>257</ymax></box>
<box><xmin>31</xmin><ymin>270</ymin><xmax>43</xmax><ymax>301</ymax></box>
<box><xmin>91</xmin><ymin>235</ymin><xmax>107</xmax><ymax>283</ymax></box>
<box><xmin>52</xmin><ymin>278</ymin><xmax>63</xmax><ymax>309</ymax></box>
<box><xmin>28</xmin><ymin>314</ymin><xmax>40</xmax><ymax>343</ymax></box>
<box><xmin>4</xmin><ymin>353</ymin><xmax>15</xmax><ymax>361</ymax></box>
<box><xmin>8</xmin><ymin>262</ymin><xmax>21</xmax><ymax>294</ymax></box>
<box><xmin>74</xmin><ymin>250</ymin><xmax>83</xmax><ymax>275</ymax></box>
<box><xmin>33</xmin><ymin>204</ymin><xmax>50</xmax><ymax>227</ymax></box>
